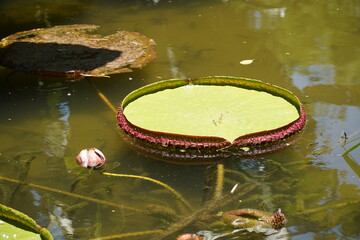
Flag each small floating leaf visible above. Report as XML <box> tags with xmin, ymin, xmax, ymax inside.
<box><xmin>217</xmin><ymin>211</ymin><xmax>224</xmax><ymax>216</ymax></box>
<box><xmin>240</xmin><ymin>147</ymin><xmax>250</xmax><ymax>152</ymax></box>
<box><xmin>239</xmin><ymin>59</ymin><xmax>254</xmax><ymax>65</ymax></box>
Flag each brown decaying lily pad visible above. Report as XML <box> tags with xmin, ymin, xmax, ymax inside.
<box><xmin>0</xmin><ymin>24</ymin><xmax>156</xmax><ymax>78</ymax></box>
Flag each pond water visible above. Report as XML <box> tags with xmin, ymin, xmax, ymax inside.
<box><xmin>0</xmin><ymin>0</ymin><xmax>359</xmax><ymax>239</ymax></box>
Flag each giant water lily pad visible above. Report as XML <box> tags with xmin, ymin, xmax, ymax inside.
<box><xmin>0</xmin><ymin>24</ymin><xmax>156</xmax><ymax>78</ymax></box>
<box><xmin>0</xmin><ymin>203</ymin><xmax>53</xmax><ymax>240</ymax></box>
<box><xmin>117</xmin><ymin>76</ymin><xmax>306</xmax><ymax>163</ymax></box>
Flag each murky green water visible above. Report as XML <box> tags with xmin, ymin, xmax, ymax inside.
<box><xmin>0</xmin><ymin>0</ymin><xmax>359</xmax><ymax>239</ymax></box>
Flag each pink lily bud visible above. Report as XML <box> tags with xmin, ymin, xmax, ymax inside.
<box><xmin>76</xmin><ymin>148</ymin><xmax>106</xmax><ymax>168</ymax></box>
<box><xmin>176</xmin><ymin>233</ymin><xmax>203</xmax><ymax>240</ymax></box>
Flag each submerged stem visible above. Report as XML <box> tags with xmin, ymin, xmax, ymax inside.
<box><xmin>153</xmin><ymin>182</ymin><xmax>259</xmax><ymax>240</ymax></box>
<box><xmin>296</xmin><ymin>199</ymin><xmax>360</xmax><ymax>215</ymax></box>
<box><xmin>0</xmin><ymin>176</ymin><xmax>144</xmax><ymax>213</ymax></box>
<box><xmin>103</xmin><ymin>172</ymin><xmax>193</xmax><ymax>212</ymax></box>
<box><xmin>214</xmin><ymin>163</ymin><xmax>224</xmax><ymax>199</ymax></box>
<box><xmin>88</xmin><ymin>79</ymin><xmax>118</xmax><ymax>114</ymax></box>
<box><xmin>90</xmin><ymin>229</ymin><xmax>163</xmax><ymax>240</ymax></box>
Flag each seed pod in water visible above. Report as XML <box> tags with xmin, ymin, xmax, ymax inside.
<box><xmin>76</xmin><ymin>148</ymin><xmax>106</xmax><ymax>168</ymax></box>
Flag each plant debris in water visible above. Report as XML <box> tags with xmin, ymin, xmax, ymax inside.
<box><xmin>0</xmin><ymin>24</ymin><xmax>156</xmax><ymax>78</ymax></box>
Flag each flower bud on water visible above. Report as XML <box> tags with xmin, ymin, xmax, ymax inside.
<box><xmin>76</xmin><ymin>148</ymin><xmax>106</xmax><ymax>168</ymax></box>
<box><xmin>176</xmin><ymin>233</ymin><xmax>203</xmax><ymax>240</ymax></box>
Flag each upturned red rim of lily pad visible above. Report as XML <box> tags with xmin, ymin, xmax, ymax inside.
<box><xmin>118</xmin><ymin>128</ymin><xmax>303</xmax><ymax>165</ymax></box>
<box><xmin>117</xmin><ymin>76</ymin><xmax>306</xmax><ymax>152</ymax></box>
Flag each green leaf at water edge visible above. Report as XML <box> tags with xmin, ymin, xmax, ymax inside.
<box><xmin>343</xmin><ymin>142</ymin><xmax>360</xmax><ymax>156</ymax></box>
<box><xmin>0</xmin><ymin>220</ymin><xmax>42</xmax><ymax>240</ymax></box>
<box><xmin>0</xmin><ymin>203</ymin><xmax>53</xmax><ymax>240</ymax></box>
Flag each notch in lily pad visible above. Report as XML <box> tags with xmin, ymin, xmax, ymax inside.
<box><xmin>0</xmin><ymin>24</ymin><xmax>156</xmax><ymax>79</ymax></box>
<box><xmin>117</xmin><ymin>76</ymin><xmax>306</xmax><ymax>163</ymax></box>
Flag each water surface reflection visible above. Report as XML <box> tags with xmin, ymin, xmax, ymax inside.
<box><xmin>0</xmin><ymin>0</ymin><xmax>359</xmax><ymax>239</ymax></box>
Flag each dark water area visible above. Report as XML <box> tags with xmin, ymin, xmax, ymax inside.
<box><xmin>0</xmin><ymin>0</ymin><xmax>359</xmax><ymax>239</ymax></box>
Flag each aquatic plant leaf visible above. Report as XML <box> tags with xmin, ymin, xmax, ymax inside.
<box><xmin>0</xmin><ymin>220</ymin><xmax>41</xmax><ymax>239</ymax></box>
<box><xmin>117</xmin><ymin>76</ymin><xmax>306</xmax><ymax>162</ymax></box>
<box><xmin>0</xmin><ymin>24</ymin><xmax>156</xmax><ymax>78</ymax></box>
<box><xmin>343</xmin><ymin>142</ymin><xmax>360</xmax><ymax>156</ymax></box>
<box><xmin>0</xmin><ymin>203</ymin><xmax>53</xmax><ymax>240</ymax></box>
<box><xmin>123</xmin><ymin>84</ymin><xmax>298</xmax><ymax>142</ymax></box>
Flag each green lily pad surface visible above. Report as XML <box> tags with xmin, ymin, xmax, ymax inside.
<box><xmin>118</xmin><ymin>76</ymin><xmax>306</xmax><ymax>162</ymax></box>
<box><xmin>0</xmin><ymin>220</ymin><xmax>41</xmax><ymax>240</ymax></box>
<box><xmin>0</xmin><ymin>203</ymin><xmax>53</xmax><ymax>240</ymax></box>
<box><xmin>123</xmin><ymin>85</ymin><xmax>299</xmax><ymax>142</ymax></box>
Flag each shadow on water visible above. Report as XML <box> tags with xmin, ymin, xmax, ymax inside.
<box><xmin>0</xmin><ymin>42</ymin><xmax>121</xmax><ymax>75</ymax></box>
